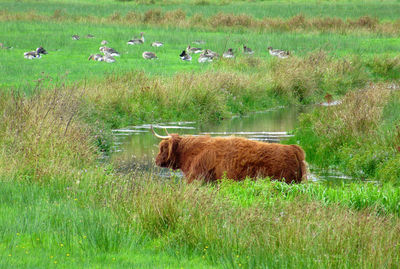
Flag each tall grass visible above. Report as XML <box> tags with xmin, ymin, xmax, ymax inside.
<box><xmin>1</xmin><ymin>76</ymin><xmax>400</xmax><ymax>267</ymax></box>
<box><xmin>0</xmin><ymin>83</ymin><xmax>95</xmax><ymax>182</ymax></box>
<box><xmin>2</xmin><ymin>9</ymin><xmax>400</xmax><ymax>35</ymax></box>
<box><xmin>294</xmin><ymin>82</ymin><xmax>400</xmax><ymax>182</ymax></box>
<box><xmin>81</xmin><ymin>51</ymin><xmax>372</xmax><ymax>128</ymax></box>
<box><xmin>99</xmin><ymin>172</ymin><xmax>400</xmax><ymax>268</ymax></box>
<box><xmin>2</xmin><ymin>0</ymin><xmax>400</xmax><ymax>20</ymax></box>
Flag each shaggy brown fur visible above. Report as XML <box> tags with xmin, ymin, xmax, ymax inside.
<box><xmin>155</xmin><ymin>134</ymin><xmax>307</xmax><ymax>184</ymax></box>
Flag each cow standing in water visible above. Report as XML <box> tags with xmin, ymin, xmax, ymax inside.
<box><xmin>152</xmin><ymin>126</ymin><xmax>307</xmax><ymax>184</ymax></box>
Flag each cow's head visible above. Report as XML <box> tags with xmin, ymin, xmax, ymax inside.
<box><xmin>152</xmin><ymin>126</ymin><xmax>181</xmax><ymax>169</ymax></box>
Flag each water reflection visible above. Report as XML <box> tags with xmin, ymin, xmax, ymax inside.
<box><xmin>112</xmin><ymin>106</ymin><xmax>307</xmax><ymax>161</ymax></box>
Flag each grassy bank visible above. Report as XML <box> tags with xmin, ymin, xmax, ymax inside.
<box><xmin>1</xmin><ymin>81</ymin><xmax>400</xmax><ymax>267</ymax></box>
<box><xmin>2</xmin><ymin>0</ymin><xmax>400</xmax><ymax>267</ymax></box>
<box><xmin>293</xmin><ymin>82</ymin><xmax>400</xmax><ymax>183</ymax></box>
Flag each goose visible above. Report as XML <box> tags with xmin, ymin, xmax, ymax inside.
<box><xmin>179</xmin><ymin>50</ymin><xmax>192</xmax><ymax>61</ymax></box>
<box><xmin>223</xmin><ymin>48</ymin><xmax>235</xmax><ymax>58</ymax></box>
<box><xmin>24</xmin><ymin>46</ymin><xmax>48</xmax><ymax>59</ymax></box>
<box><xmin>88</xmin><ymin>54</ymin><xmax>104</xmax><ymax>61</ymax></box>
<box><xmin>198</xmin><ymin>52</ymin><xmax>213</xmax><ymax>63</ymax></box>
<box><xmin>99</xmin><ymin>46</ymin><xmax>120</xmax><ymax>57</ymax></box>
<box><xmin>24</xmin><ymin>51</ymin><xmax>41</xmax><ymax>59</ymax></box>
<box><xmin>268</xmin><ymin>47</ymin><xmax>289</xmax><ymax>58</ymax></box>
<box><xmin>243</xmin><ymin>45</ymin><xmax>254</xmax><ymax>55</ymax></box>
<box><xmin>127</xmin><ymin>32</ymin><xmax>144</xmax><ymax>45</ymax></box>
<box><xmin>187</xmin><ymin>45</ymin><xmax>203</xmax><ymax>54</ymax></box>
<box><xmin>101</xmin><ymin>40</ymin><xmax>108</xmax><ymax>45</ymax></box>
<box><xmin>72</xmin><ymin>35</ymin><xmax>80</xmax><ymax>40</ymax></box>
<box><xmin>103</xmin><ymin>55</ymin><xmax>116</xmax><ymax>63</ymax></box>
<box><xmin>277</xmin><ymin>50</ymin><xmax>290</xmax><ymax>59</ymax></box>
<box><xmin>151</xmin><ymin>41</ymin><xmax>163</xmax><ymax>47</ymax></box>
<box><xmin>203</xmin><ymin>49</ymin><xmax>219</xmax><ymax>59</ymax></box>
<box><xmin>86</xmin><ymin>34</ymin><xmax>95</xmax><ymax>38</ymax></box>
<box><xmin>142</xmin><ymin>51</ymin><xmax>157</xmax><ymax>59</ymax></box>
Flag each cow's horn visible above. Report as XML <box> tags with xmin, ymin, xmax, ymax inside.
<box><xmin>164</xmin><ymin>128</ymin><xmax>170</xmax><ymax>136</ymax></box>
<box><xmin>151</xmin><ymin>125</ymin><xmax>171</xmax><ymax>139</ymax></box>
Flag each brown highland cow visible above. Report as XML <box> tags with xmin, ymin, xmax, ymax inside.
<box><xmin>152</xmin><ymin>127</ymin><xmax>307</xmax><ymax>184</ymax></box>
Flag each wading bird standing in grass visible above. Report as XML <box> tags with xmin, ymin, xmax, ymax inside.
<box><xmin>268</xmin><ymin>47</ymin><xmax>290</xmax><ymax>58</ymax></box>
<box><xmin>179</xmin><ymin>50</ymin><xmax>192</xmax><ymax>61</ymax></box>
<box><xmin>243</xmin><ymin>45</ymin><xmax>254</xmax><ymax>55</ymax></box>
<box><xmin>152</xmin><ymin>126</ymin><xmax>307</xmax><ymax>184</ymax></box>
<box><xmin>151</xmin><ymin>41</ymin><xmax>163</xmax><ymax>47</ymax></box>
<box><xmin>99</xmin><ymin>46</ymin><xmax>120</xmax><ymax>57</ymax></box>
<box><xmin>223</xmin><ymin>48</ymin><xmax>235</xmax><ymax>58</ymax></box>
<box><xmin>24</xmin><ymin>46</ymin><xmax>48</xmax><ymax>59</ymax></box>
<box><xmin>72</xmin><ymin>35</ymin><xmax>80</xmax><ymax>40</ymax></box>
<box><xmin>142</xmin><ymin>51</ymin><xmax>157</xmax><ymax>59</ymax></box>
<box><xmin>187</xmin><ymin>45</ymin><xmax>203</xmax><ymax>54</ymax></box>
<box><xmin>127</xmin><ymin>32</ymin><xmax>144</xmax><ymax>45</ymax></box>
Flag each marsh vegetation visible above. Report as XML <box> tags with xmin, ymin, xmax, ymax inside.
<box><xmin>1</xmin><ymin>0</ymin><xmax>400</xmax><ymax>267</ymax></box>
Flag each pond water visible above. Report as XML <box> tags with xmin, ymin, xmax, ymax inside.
<box><xmin>111</xmin><ymin>105</ymin><xmax>352</xmax><ymax>182</ymax></box>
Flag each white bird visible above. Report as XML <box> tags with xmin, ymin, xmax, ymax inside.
<box><xmin>72</xmin><ymin>35</ymin><xmax>80</xmax><ymax>40</ymax></box>
<box><xmin>24</xmin><ymin>46</ymin><xmax>48</xmax><ymax>59</ymax></box>
<box><xmin>101</xmin><ymin>40</ymin><xmax>108</xmax><ymax>45</ymax></box>
<box><xmin>223</xmin><ymin>48</ymin><xmax>235</xmax><ymax>58</ymax></box>
<box><xmin>142</xmin><ymin>51</ymin><xmax>157</xmax><ymax>59</ymax></box>
<box><xmin>99</xmin><ymin>46</ymin><xmax>120</xmax><ymax>57</ymax></box>
<box><xmin>187</xmin><ymin>45</ymin><xmax>203</xmax><ymax>54</ymax></box>
<box><xmin>151</xmin><ymin>41</ymin><xmax>163</xmax><ymax>47</ymax></box>
<box><xmin>127</xmin><ymin>32</ymin><xmax>144</xmax><ymax>45</ymax></box>
<box><xmin>243</xmin><ymin>45</ymin><xmax>254</xmax><ymax>55</ymax></box>
<box><xmin>179</xmin><ymin>50</ymin><xmax>192</xmax><ymax>61</ymax></box>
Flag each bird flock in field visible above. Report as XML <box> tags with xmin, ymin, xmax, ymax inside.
<box><xmin>22</xmin><ymin>32</ymin><xmax>291</xmax><ymax>63</ymax></box>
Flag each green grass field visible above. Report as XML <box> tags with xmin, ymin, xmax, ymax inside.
<box><xmin>1</xmin><ymin>0</ymin><xmax>400</xmax><ymax>268</ymax></box>
<box><xmin>1</xmin><ymin>19</ymin><xmax>400</xmax><ymax>89</ymax></box>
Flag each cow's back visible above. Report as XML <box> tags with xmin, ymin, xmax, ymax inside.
<box><xmin>210</xmin><ymin>137</ymin><xmax>306</xmax><ymax>183</ymax></box>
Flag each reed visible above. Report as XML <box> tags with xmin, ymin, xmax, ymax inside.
<box><xmin>0</xmin><ymin>83</ymin><xmax>95</xmax><ymax>182</ymax></box>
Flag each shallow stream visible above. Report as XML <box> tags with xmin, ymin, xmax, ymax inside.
<box><xmin>111</xmin><ymin>106</ymin><xmax>352</xmax><ymax>182</ymax></box>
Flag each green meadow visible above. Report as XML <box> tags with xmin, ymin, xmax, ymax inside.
<box><xmin>1</xmin><ymin>0</ymin><xmax>400</xmax><ymax>268</ymax></box>
<box><xmin>1</xmin><ymin>19</ymin><xmax>400</xmax><ymax>89</ymax></box>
